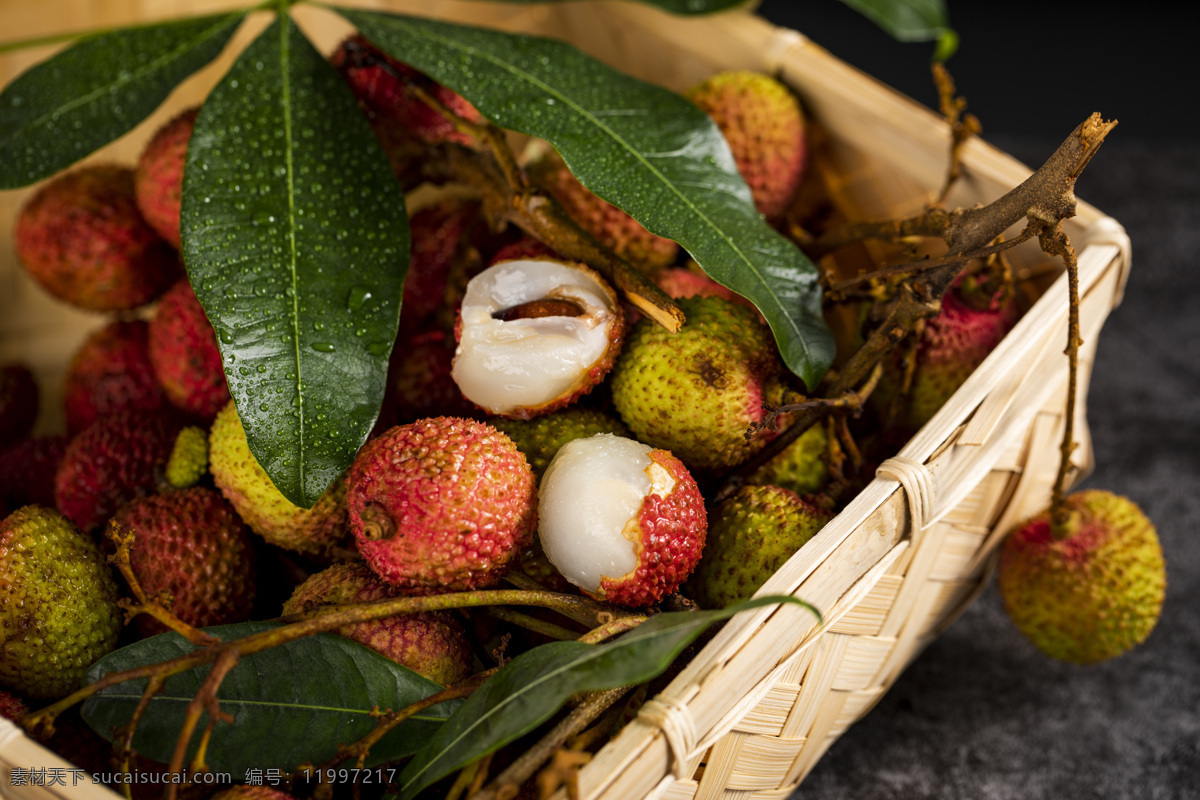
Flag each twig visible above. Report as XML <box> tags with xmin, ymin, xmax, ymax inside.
<box><xmin>933</xmin><ymin>62</ymin><xmax>982</xmax><ymax>204</ymax></box>
<box><xmin>484</xmin><ymin>607</ymin><xmax>584</xmax><ymax>641</ymax></box>
<box><xmin>164</xmin><ymin>649</ymin><xmax>239</xmax><ymax>800</ymax></box>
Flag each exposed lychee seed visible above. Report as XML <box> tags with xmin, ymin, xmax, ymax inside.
<box><xmin>134</xmin><ymin>106</ymin><xmax>198</xmax><ymax>248</ymax></box>
<box><xmin>64</xmin><ymin>319</ymin><xmax>166</xmax><ymax>436</ymax></box>
<box><xmin>452</xmin><ymin>258</ymin><xmax>625</xmax><ymax>420</ymax></box>
<box><xmin>0</xmin><ymin>362</ymin><xmax>38</xmax><ymax>449</ymax></box>
<box><xmin>15</xmin><ymin>164</ymin><xmax>180</xmax><ymax>311</ymax></box>
<box><xmin>538</xmin><ymin>434</ymin><xmax>707</xmax><ymax>607</ymax></box>
<box><xmin>347</xmin><ymin>417</ymin><xmax>538</xmax><ymax>594</ymax></box>
<box><xmin>686</xmin><ymin>70</ymin><xmax>807</xmax><ymax>220</ymax></box>
<box><xmin>148</xmin><ymin>277</ymin><xmax>231</xmax><ymax>420</ymax></box>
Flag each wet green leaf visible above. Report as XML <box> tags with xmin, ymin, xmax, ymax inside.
<box><xmin>839</xmin><ymin>0</ymin><xmax>957</xmax><ymax>58</ymax></box>
<box><xmin>181</xmin><ymin>17</ymin><xmax>409</xmax><ymax>507</ymax></box>
<box><xmin>80</xmin><ymin>622</ymin><xmax>459</xmax><ymax>777</ymax></box>
<box><xmin>470</xmin><ymin>0</ymin><xmax>750</xmax><ymax>13</ymax></box>
<box><xmin>395</xmin><ymin>596</ymin><xmax>818</xmax><ymax>798</ymax></box>
<box><xmin>336</xmin><ymin>9</ymin><xmax>834</xmax><ymax>389</ymax></box>
<box><xmin>0</xmin><ymin>12</ymin><xmax>245</xmax><ymax>188</ymax></box>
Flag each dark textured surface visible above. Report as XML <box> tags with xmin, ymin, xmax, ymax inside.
<box><xmin>748</xmin><ymin>3</ymin><xmax>1198</xmax><ymax>795</ymax></box>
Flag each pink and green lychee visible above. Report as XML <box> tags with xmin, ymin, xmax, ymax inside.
<box><xmin>283</xmin><ymin>561</ymin><xmax>473</xmax><ymax>685</ymax></box>
<box><xmin>490</xmin><ymin>407</ymin><xmax>630</xmax><ymax>479</ymax></box>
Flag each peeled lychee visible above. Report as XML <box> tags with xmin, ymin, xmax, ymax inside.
<box><xmin>55</xmin><ymin>409</ymin><xmax>183</xmax><ymax>532</ymax></box>
<box><xmin>490</xmin><ymin>407</ymin><xmax>631</xmax><ymax>480</ymax></box>
<box><xmin>112</xmin><ymin>487</ymin><xmax>256</xmax><ymax>635</ymax></box>
<box><xmin>0</xmin><ymin>505</ymin><xmax>122</xmax><ymax>698</ymax></box>
<box><xmin>209</xmin><ymin>400</ymin><xmax>347</xmax><ymax>557</ymax></box>
<box><xmin>538</xmin><ymin>434</ymin><xmax>707</xmax><ymax>607</ymax></box>
<box><xmin>134</xmin><ymin>106</ymin><xmax>198</xmax><ymax>248</ymax></box>
<box><xmin>148</xmin><ymin>277</ymin><xmax>230</xmax><ymax>420</ymax></box>
<box><xmin>527</xmin><ymin>152</ymin><xmax>679</xmax><ymax>274</ymax></box>
<box><xmin>0</xmin><ymin>362</ymin><xmax>38</xmax><ymax>449</ymax></box>
<box><xmin>997</xmin><ymin>490</ymin><xmax>1166</xmax><ymax>664</ymax></box>
<box><xmin>686</xmin><ymin>484</ymin><xmax>831</xmax><ymax>609</ymax></box>
<box><xmin>452</xmin><ymin>257</ymin><xmax>625</xmax><ymax>419</ymax></box>
<box><xmin>14</xmin><ymin>164</ymin><xmax>180</xmax><ymax>311</ymax></box>
<box><xmin>347</xmin><ymin>417</ymin><xmax>538</xmax><ymax>594</ymax></box>
<box><xmin>686</xmin><ymin>70</ymin><xmax>807</xmax><ymax>220</ymax></box>
<box><xmin>283</xmin><ymin>561</ymin><xmax>473</xmax><ymax>685</ymax></box>
<box><xmin>610</xmin><ymin>295</ymin><xmax>787</xmax><ymax>471</ymax></box>
<box><xmin>63</xmin><ymin>319</ymin><xmax>166</xmax><ymax>435</ymax></box>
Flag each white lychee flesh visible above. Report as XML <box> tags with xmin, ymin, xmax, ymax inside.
<box><xmin>452</xmin><ymin>258</ymin><xmax>619</xmax><ymax>416</ymax></box>
<box><xmin>538</xmin><ymin>433</ymin><xmax>675</xmax><ymax>593</ymax></box>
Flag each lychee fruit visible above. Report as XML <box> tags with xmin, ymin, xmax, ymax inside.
<box><xmin>148</xmin><ymin>277</ymin><xmax>231</xmax><ymax>420</ymax></box>
<box><xmin>55</xmin><ymin>408</ymin><xmax>183</xmax><ymax>532</ymax></box>
<box><xmin>452</xmin><ymin>257</ymin><xmax>625</xmax><ymax>420</ymax></box>
<box><xmin>538</xmin><ymin>434</ymin><xmax>706</xmax><ymax>607</ymax></box>
<box><xmin>111</xmin><ymin>487</ymin><xmax>256</xmax><ymax>635</ymax></box>
<box><xmin>164</xmin><ymin>424</ymin><xmax>209</xmax><ymax>489</ymax></box>
<box><xmin>997</xmin><ymin>490</ymin><xmax>1166</xmax><ymax>664</ymax></box>
<box><xmin>383</xmin><ymin>329</ymin><xmax>477</xmax><ymax>427</ymax></box>
<box><xmin>209</xmin><ymin>400</ymin><xmax>348</xmax><ymax>557</ymax></box>
<box><xmin>685</xmin><ymin>484</ymin><xmax>831</xmax><ymax>609</ymax></box>
<box><xmin>212</xmin><ymin>787</ymin><xmax>299</xmax><ymax>800</ymax></box>
<box><xmin>0</xmin><ymin>505</ymin><xmax>122</xmax><ymax>699</ymax></box>
<box><xmin>63</xmin><ymin>319</ymin><xmax>166</xmax><ymax>436</ymax></box>
<box><xmin>134</xmin><ymin>106</ymin><xmax>198</xmax><ymax>248</ymax></box>
<box><xmin>0</xmin><ymin>688</ymin><xmax>28</xmax><ymax>721</ymax></box>
<box><xmin>283</xmin><ymin>561</ymin><xmax>473</xmax><ymax>685</ymax></box>
<box><xmin>400</xmin><ymin>198</ymin><xmax>484</xmax><ymax>336</ymax></box>
<box><xmin>0</xmin><ymin>434</ymin><xmax>69</xmax><ymax>510</ymax></box>
<box><xmin>0</xmin><ymin>362</ymin><xmax>38</xmax><ymax>449</ymax></box>
<box><xmin>686</xmin><ymin>70</ymin><xmax>807</xmax><ymax>221</ymax></box>
<box><xmin>14</xmin><ymin>164</ymin><xmax>180</xmax><ymax>311</ymax></box>
<box><xmin>747</xmin><ymin>423</ymin><xmax>830</xmax><ymax>497</ymax></box>
<box><xmin>347</xmin><ymin>417</ymin><xmax>538</xmax><ymax>594</ymax></box>
<box><xmin>490</xmin><ymin>407</ymin><xmax>631</xmax><ymax>480</ymax></box>
<box><xmin>610</xmin><ymin>295</ymin><xmax>788</xmax><ymax>471</ymax></box>
<box><xmin>488</xmin><ymin>236</ymin><xmax>564</xmax><ymax>266</ymax></box>
<box><xmin>527</xmin><ymin>151</ymin><xmax>679</xmax><ymax>274</ymax></box>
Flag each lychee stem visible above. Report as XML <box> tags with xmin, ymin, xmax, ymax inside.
<box><xmin>932</xmin><ymin>62</ymin><xmax>982</xmax><ymax>205</ymax></box>
<box><xmin>485</xmin><ymin>607</ymin><xmax>585</xmax><ymax>641</ymax></box>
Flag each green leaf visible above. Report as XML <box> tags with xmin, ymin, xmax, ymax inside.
<box><xmin>395</xmin><ymin>595</ymin><xmax>817</xmax><ymax>799</ymax></box>
<box><xmin>335</xmin><ymin>9</ymin><xmax>834</xmax><ymax>389</ymax></box>
<box><xmin>181</xmin><ymin>16</ymin><xmax>409</xmax><ymax>507</ymax></box>
<box><xmin>0</xmin><ymin>12</ymin><xmax>245</xmax><ymax>189</ymax></box>
<box><xmin>838</xmin><ymin>0</ymin><xmax>958</xmax><ymax>58</ymax></box>
<box><xmin>463</xmin><ymin>0</ymin><xmax>751</xmax><ymax>14</ymax></box>
<box><xmin>80</xmin><ymin>622</ymin><xmax>459</xmax><ymax>777</ymax></box>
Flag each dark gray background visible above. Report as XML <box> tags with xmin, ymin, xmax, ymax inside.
<box><xmin>752</xmin><ymin>2</ymin><xmax>1200</xmax><ymax>798</ymax></box>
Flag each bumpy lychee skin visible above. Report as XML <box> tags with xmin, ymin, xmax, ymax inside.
<box><xmin>538</xmin><ymin>434</ymin><xmax>706</xmax><ymax>607</ymax></box>
<box><xmin>112</xmin><ymin>487</ymin><xmax>256</xmax><ymax>636</ymax></box>
<box><xmin>610</xmin><ymin>295</ymin><xmax>786</xmax><ymax>471</ymax></box>
<box><xmin>55</xmin><ymin>409</ymin><xmax>183</xmax><ymax>532</ymax></box>
<box><xmin>209</xmin><ymin>401</ymin><xmax>347</xmax><ymax>557</ymax></box>
<box><xmin>283</xmin><ymin>562</ymin><xmax>473</xmax><ymax>685</ymax></box>
<box><xmin>149</xmin><ymin>277</ymin><xmax>231</xmax><ymax>420</ymax></box>
<box><xmin>384</xmin><ymin>330</ymin><xmax>477</xmax><ymax>428</ymax></box>
<box><xmin>686</xmin><ymin>485</ymin><xmax>831</xmax><ymax>609</ymax></box>
<box><xmin>0</xmin><ymin>434</ymin><xmax>69</xmax><ymax>510</ymax></box>
<box><xmin>212</xmin><ymin>787</ymin><xmax>298</xmax><ymax>800</ymax></box>
<box><xmin>452</xmin><ymin>258</ymin><xmax>625</xmax><ymax>420</ymax></box>
<box><xmin>998</xmin><ymin>490</ymin><xmax>1166</xmax><ymax>665</ymax></box>
<box><xmin>748</xmin><ymin>423</ymin><xmax>829</xmax><ymax>497</ymax></box>
<box><xmin>165</xmin><ymin>425</ymin><xmax>209</xmax><ymax>489</ymax></box>
<box><xmin>348</xmin><ymin>417</ymin><xmax>538</xmax><ymax>594</ymax></box>
<box><xmin>0</xmin><ymin>506</ymin><xmax>122</xmax><ymax>699</ymax></box>
<box><xmin>0</xmin><ymin>362</ymin><xmax>38</xmax><ymax>450</ymax></box>
<box><xmin>686</xmin><ymin>70</ymin><xmax>806</xmax><ymax>220</ymax></box>
<box><xmin>64</xmin><ymin>319</ymin><xmax>166</xmax><ymax>435</ymax></box>
<box><xmin>15</xmin><ymin>164</ymin><xmax>180</xmax><ymax>311</ymax></box>
<box><xmin>491</xmin><ymin>407</ymin><xmax>631</xmax><ymax>480</ymax></box>
<box><xmin>0</xmin><ymin>688</ymin><xmax>28</xmax><ymax>721</ymax></box>
<box><xmin>528</xmin><ymin>153</ymin><xmax>678</xmax><ymax>274</ymax></box>
<box><xmin>134</xmin><ymin>106</ymin><xmax>198</xmax><ymax>248</ymax></box>
<box><xmin>401</xmin><ymin>199</ymin><xmax>483</xmax><ymax>334</ymax></box>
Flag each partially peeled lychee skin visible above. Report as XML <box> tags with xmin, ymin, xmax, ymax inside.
<box><xmin>998</xmin><ymin>490</ymin><xmax>1166</xmax><ymax>665</ymax></box>
<box><xmin>347</xmin><ymin>417</ymin><xmax>537</xmax><ymax>594</ymax></box>
<box><xmin>15</xmin><ymin>165</ymin><xmax>180</xmax><ymax>311</ymax></box>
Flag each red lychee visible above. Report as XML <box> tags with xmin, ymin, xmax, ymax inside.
<box><xmin>55</xmin><ymin>409</ymin><xmax>183</xmax><ymax>532</ymax></box>
<box><xmin>347</xmin><ymin>417</ymin><xmax>538</xmax><ymax>594</ymax></box>
<box><xmin>134</xmin><ymin>106</ymin><xmax>198</xmax><ymax>248</ymax></box>
<box><xmin>0</xmin><ymin>434</ymin><xmax>69</xmax><ymax>510</ymax></box>
<box><xmin>383</xmin><ymin>329</ymin><xmax>476</xmax><ymax>427</ymax></box>
<box><xmin>283</xmin><ymin>561</ymin><xmax>473</xmax><ymax>685</ymax></box>
<box><xmin>148</xmin><ymin>277</ymin><xmax>230</xmax><ymax>420</ymax></box>
<box><xmin>686</xmin><ymin>70</ymin><xmax>807</xmax><ymax>221</ymax></box>
<box><xmin>112</xmin><ymin>487</ymin><xmax>256</xmax><ymax>635</ymax></box>
<box><xmin>0</xmin><ymin>362</ymin><xmax>38</xmax><ymax>449</ymax></box>
<box><xmin>14</xmin><ymin>164</ymin><xmax>180</xmax><ymax>311</ymax></box>
<box><xmin>400</xmin><ymin>198</ymin><xmax>483</xmax><ymax>336</ymax></box>
<box><xmin>64</xmin><ymin>319</ymin><xmax>166</xmax><ymax>436</ymax></box>
<box><xmin>0</xmin><ymin>687</ymin><xmax>27</xmax><ymax>721</ymax></box>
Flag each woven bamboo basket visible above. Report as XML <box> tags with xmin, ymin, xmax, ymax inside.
<box><xmin>0</xmin><ymin>1</ymin><xmax>1131</xmax><ymax>798</ymax></box>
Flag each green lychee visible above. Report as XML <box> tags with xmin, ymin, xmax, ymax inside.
<box><xmin>165</xmin><ymin>425</ymin><xmax>209</xmax><ymax>489</ymax></box>
<box><xmin>747</xmin><ymin>423</ymin><xmax>830</xmax><ymax>497</ymax></box>
<box><xmin>610</xmin><ymin>295</ymin><xmax>787</xmax><ymax>471</ymax></box>
<box><xmin>347</xmin><ymin>417</ymin><xmax>537</xmax><ymax>594</ymax></box>
<box><xmin>686</xmin><ymin>484</ymin><xmax>832</xmax><ymax>609</ymax></box>
<box><xmin>0</xmin><ymin>506</ymin><xmax>122</xmax><ymax>699</ymax></box>
<box><xmin>283</xmin><ymin>561</ymin><xmax>472</xmax><ymax>685</ymax></box>
<box><xmin>111</xmin><ymin>487</ymin><xmax>256</xmax><ymax>635</ymax></box>
<box><xmin>997</xmin><ymin>490</ymin><xmax>1166</xmax><ymax>665</ymax></box>
<box><xmin>209</xmin><ymin>400</ymin><xmax>347</xmax><ymax>557</ymax></box>
<box><xmin>490</xmin><ymin>407</ymin><xmax>630</xmax><ymax>479</ymax></box>
<box><xmin>686</xmin><ymin>70</ymin><xmax>807</xmax><ymax>220</ymax></box>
